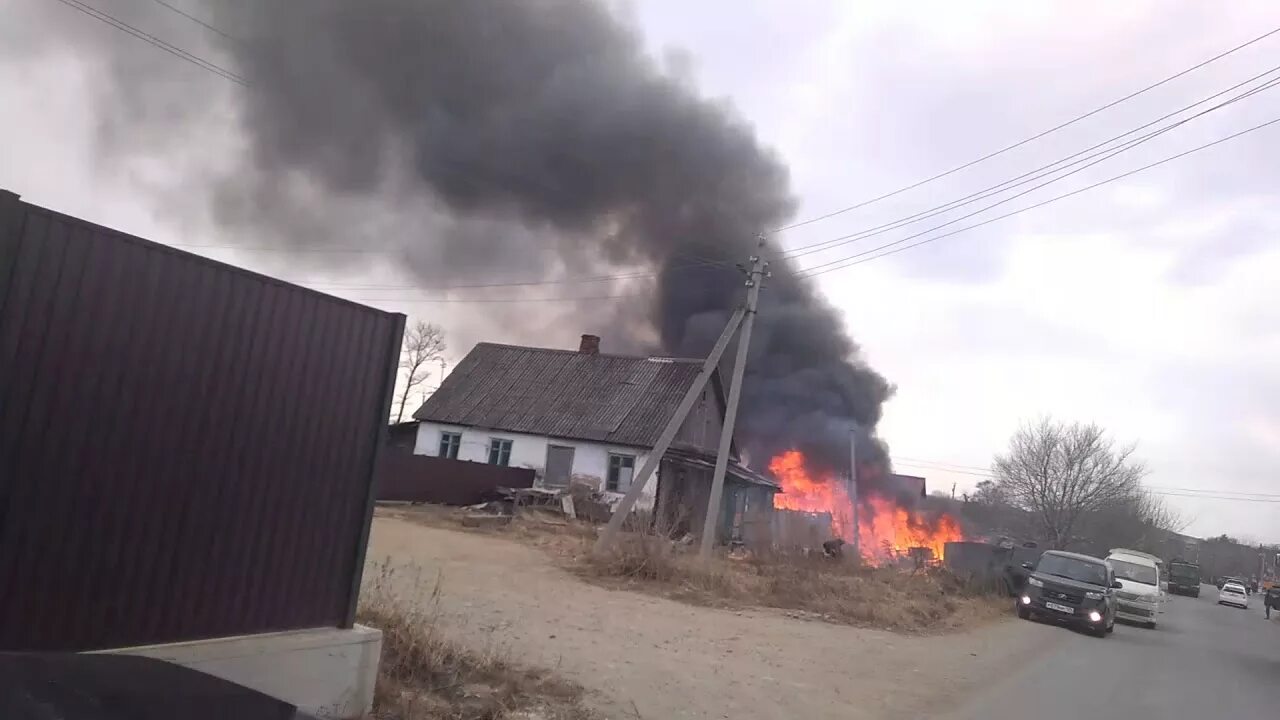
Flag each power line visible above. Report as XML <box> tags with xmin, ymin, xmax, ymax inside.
<box><xmin>780</xmin><ymin>65</ymin><xmax>1280</xmax><ymax>262</ymax></box>
<box><xmin>170</xmin><ymin>252</ymin><xmax>731</xmax><ymax>295</ymax></box>
<box><xmin>772</xmin><ymin>23</ymin><xmax>1280</xmax><ymax>234</ymax></box>
<box><xmin>801</xmin><ymin>109</ymin><xmax>1280</xmax><ymax>278</ymax></box>
<box><xmin>147</xmin><ymin>0</ymin><xmax>239</xmax><ymax>42</ymax></box>
<box><xmin>1146</xmin><ymin>485</ymin><xmax>1280</xmax><ymax>500</ymax></box>
<box><xmin>180</xmin><ymin>64</ymin><xmax>1279</xmax><ymax>296</ymax></box>
<box><xmin>103</xmin><ymin>0</ymin><xmax>1280</xmax><ymax>303</ymax></box>
<box><xmin>895</xmin><ymin>457</ymin><xmax>1280</xmax><ymax>502</ymax></box>
<box><xmin>173</xmin><ymin>81</ymin><xmax>1280</xmax><ymax>303</ymax></box>
<box><xmin>895</xmin><ymin>464</ymin><xmax>994</xmax><ymax>479</ymax></box>
<box><xmin>340</xmin><ymin>291</ymin><xmax>647</xmax><ymax>304</ymax></box>
<box><xmin>182</xmin><ymin>68</ymin><xmax>1274</xmax><ymax>297</ymax></box>
<box><xmin>51</xmin><ymin>0</ymin><xmax>247</xmax><ymax>85</ymax></box>
<box><xmin>128</xmin><ymin>0</ymin><xmax>1279</xmax><ymax>295</ymax></box>
<box><xmin>894</xmin><ymin>456</ymin><xmax>992</xmax><ymax>472</ymax></box>
<box><xmin>263</xmin><ymin>92</ymin><xmax>1279</xmax><ymax>305</ymax></box>
<box><xmin>1148</xmin><ymin>490</ymin><xmax>1280</xmax><ymax>504</ymax></box>
<box><xmin>797</xmin><ymin>75</ymin><xmax>1280</xmax><ymax>275</ymax></box>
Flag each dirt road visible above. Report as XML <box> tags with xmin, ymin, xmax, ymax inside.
<box><xmin>365</xmin><ymin>515</ymin><xmax>1055</xmax><ymax>720</ymax></box>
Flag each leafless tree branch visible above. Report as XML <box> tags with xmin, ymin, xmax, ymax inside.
<box><xmin>993</xmin><ymin>418</ymin><xmax>1147</xmax><ymax>550</ymax></box>
<box><xmin>394</xmin><ymin>321</ymin><xmax>447</xmax><ymax>423</ymax></box>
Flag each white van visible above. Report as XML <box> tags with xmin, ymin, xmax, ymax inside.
<box><xmin>1106</xmin><ymin>548</ymin><xmax>1163</xmax><ymax>628</ymax></box>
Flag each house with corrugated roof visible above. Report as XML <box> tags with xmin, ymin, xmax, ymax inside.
<box><xmin>412</xmin><ymin>334</ymin><xmax>778</xmax><ymax>545</ymax></box>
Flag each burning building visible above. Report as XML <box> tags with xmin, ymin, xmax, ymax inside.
<box><xmin>769</xmin><ymin>450</ymin><xmax>963</xmax><ymax>564</ymax></box>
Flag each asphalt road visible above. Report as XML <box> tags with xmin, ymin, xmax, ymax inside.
<box><xmin>944</xmin><ymin>584</ymin><xmax>1280</xmax><ymax>720</ymax></box>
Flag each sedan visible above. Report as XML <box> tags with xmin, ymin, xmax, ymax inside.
<box><xmin>1218</xmin><ymin>582</ymin><xmax>1249</xmax><ymax>608</ymax></box>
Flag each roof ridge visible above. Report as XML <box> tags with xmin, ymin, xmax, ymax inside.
<box><xmin>475</xmin><ymin>341</ymin><xmax>700</xmax><ymax>364</ymax></box>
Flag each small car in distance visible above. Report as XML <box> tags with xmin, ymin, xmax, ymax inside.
<box><xmin>1017</xmin><ymin>550</ymin><xmax>1119</xmax><ymax>637</ymax></box>
<box><xmin>1218</xmin><ymin>582</ymin><xmax>1249</xmax><ymax>608</ymax></box>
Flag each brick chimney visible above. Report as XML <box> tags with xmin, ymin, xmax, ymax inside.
<box><xmin>579</xmin><ymin>334</ymin><xmax>601</xmax><ymax>354</ymax></box>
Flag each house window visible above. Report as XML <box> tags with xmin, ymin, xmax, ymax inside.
<box><xmin>488</xmin><ymin>438</ymin><xmax>513</xmax><ymax>466</ymax></box>
<box><xmin>438</xmin><ymin>432</ymin><xmax>461</xmax><ymax>459</ymax></box>
<box><xmin>607</xmin><ymin>453</ymin><xmax>635</xmax><ymax>492</ymax></box>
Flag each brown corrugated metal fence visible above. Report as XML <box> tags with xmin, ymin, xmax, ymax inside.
<box><xmin>0</xmin><ymin>191</ymin><xmax>405</xmax><ymax>652</ymax></box>
<box><xmin>377</xmin><ymin>454</ymin><xmax>534</xmax><ymax>505</ymax></box>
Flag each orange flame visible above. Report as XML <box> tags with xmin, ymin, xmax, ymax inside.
<box><xmin>769</xmin><ymin>449</ymin><xmax>963</xmax><ymax>563</ymax></box>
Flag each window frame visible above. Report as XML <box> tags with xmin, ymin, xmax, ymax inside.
<box><xmin>606</xmin><ymin>452</ymin><xmax>636</xmax><ymax>492</ymax></box>
<box><xmin>488</xmin><ymin>437</ymin><xmax>513</xmax><ymax>466</ymax></box>
<box><xmin>438</xmin><ymin>431</ymin><xmax>462</xmax><ymax>460</ymax></box>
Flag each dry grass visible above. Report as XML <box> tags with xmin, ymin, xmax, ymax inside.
<box><xmin>375</xmin><ymin>504</ymin><xmax>1006</xmax><ymax>634</ymax></box>
<box><xmin>358</xmin><ymin>562</ymin><xmax>597</xmax><ymax>720</ymax></box>
<box><xmin>576</xmin><ymin>533</ymin><xmax>1008</xmax><ymax>633</ymax></box>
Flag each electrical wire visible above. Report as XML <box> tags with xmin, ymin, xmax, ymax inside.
<box><xmin>51</xmin><ymin>0</ymin><xmax>247</xmax><ymax>85</ymax></box>
<box><xmin>185</xmin><ymin>71</ymin><xmax>1279</xmax><ymax>298</ymax></box>
<box><xmin>90</xmin><ymin>0</ymin><xmax>1280</xmax><ymax>302</ymax></box>
<box><xmin>772</xmin><ymin>23</ymin><xmax>1280</xmax><ymax>234</ymax></box>
<box><xmin>894</xmin><ymin>456</ymin><xmax>992</xmax><ymax>472</ymax></box>
<box><xmin>800</xmin><ymin>107</ymin><xmax>1280</xmax><ymax>278</ymax></box>
<box><xmin>147</xmin><ymin>0</ymin><xmax>239</xmax><ymax>42</ymax></box>
<box><xmin>780</xmin><ymin>65</ymin><xmax>1280</xmax><ymax>262</ymax></box>
<box><xmin>340</xmin><ymin>291</ymin><xmax>648</xmax><ymax>304</ymax></box>
<box><xmin>895</xmin><ymin>456</ymin><xmax>1280</xmax><ymax>505</ymax></box>
<box><xmin>162</xmin><ymin>83</ymin><xmax>1280</xmax><ymax>302</ymax></box>
<box><xmin>1148</xmin><ymin>491</ymin><xmax>1280</xmax><ymax>504</ymax></box>
<box><xmin>1146</xmin><ymin>486</ymin><xmax>1280</xmax><ymax>500</ymax></box>
<box><xmin>277</xmin><ymin>94</ymin><xmax>1279</xmax><ymax>304</ymax></box>
<box><xmin>190</xmin><ymin>69</ymin><xmax>1280</xmax><ymax>296</ymax></box>
<box><xmin>894</xmin><ymin>462</ymin><xmax>994</xmax><ymax>479</ymax></box>
<box><xmin>130</xmin><ymin>0</ymin><xmax>1280</xmax><ymax>296</ymax></box>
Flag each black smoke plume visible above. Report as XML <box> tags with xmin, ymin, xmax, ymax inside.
<box><xmin>42</xmin><ymin>0</ymin><xmax>896</xmax><ymax>473</ymax></box>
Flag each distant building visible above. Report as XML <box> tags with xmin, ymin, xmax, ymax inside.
<box><xmin>890</xmin><ymin>473</ymin><xmax>927</xmax><ymax>498</ymax></box>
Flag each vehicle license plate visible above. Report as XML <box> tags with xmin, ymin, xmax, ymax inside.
<box><xmin>1045</xmin><ymin>602</ymin><xmax>1074</xmax><ymax>614</ymax></box>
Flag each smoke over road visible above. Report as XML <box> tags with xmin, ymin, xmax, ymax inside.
<box><xmin>38</xmin><ymin>0</ymin><xmax>895</xmax><ymax>472</ymax></box>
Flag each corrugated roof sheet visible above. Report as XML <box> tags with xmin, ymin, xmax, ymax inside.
<box><xmin>414</xmin><ymin>343</ymin><xmax>704</xmax><ymax>448</ymax></box>
<box><xmin>666</xmin><ymin>445</ymin><xmax>780</xmax><ymax>490</ymax></box>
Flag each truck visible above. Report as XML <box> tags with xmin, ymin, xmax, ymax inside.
<box><xmin>1167</xmin><ymin>559</ymin><xmax>1201</xmax><ymax>597</ymax></box>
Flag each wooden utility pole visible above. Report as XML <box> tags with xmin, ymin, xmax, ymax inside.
<box><xmin>849</xmin><ymin>426</ymin><xmax>859</xmax><ymax>561</ymax></box>
<box><xmin>594</xmin><ymin>307</ymin><xmax>747</xmax><ymax>554</ymax></box>
<box><xmin>698</xmin><ymin>245</ymin><xmax>768</xmax><ymax>559</ymax></box>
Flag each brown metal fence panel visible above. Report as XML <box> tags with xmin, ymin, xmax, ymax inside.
<box><xmin>0</xmin><ymin>191</ymin><xmax>405</xmax><ymax>651</ymax></box>
<box><xmin>377</xmin><ymin>454</ymin><xmax>534</xmax><ymax>505</ymax></box>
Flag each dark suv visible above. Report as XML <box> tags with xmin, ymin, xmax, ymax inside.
<box><xmin>1017</xmin><ymin>550</ymin><xmax>1120</xmax><ymax>637</ymax></box>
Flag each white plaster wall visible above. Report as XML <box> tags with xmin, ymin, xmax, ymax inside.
<box><xmin>414</xmin><ymin>422</ymin><xmax>655</xmax><ymax>510</ymax></box>
<box><xmin>415</xmin><ymin>422</ymin><xmax>548</xmax><ymax>467</ymax></box>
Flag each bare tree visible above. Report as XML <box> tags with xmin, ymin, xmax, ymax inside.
<box><xmin>393</xmin><ymin>321</ymin><xmax>446</xmax><ymax>423</ymax></box>
<box><xmin>993</xmin><ymin>418</ymin><xmax>1146</xmax><ymax>550</ymax></box>
<box><xmin>1077</xmin><ymin>488</ymin><xmax>1188</xmax><ymax>556</ymax></box>
<box><xmin>972</xmin><ymin>479</ymin><xmax>1008</xmax><ymax>507</ymax></box>
<box><xmin>1132</xmin><ymin>490</ymin><xmax>1188</xmax><ymax>535</ymax></box>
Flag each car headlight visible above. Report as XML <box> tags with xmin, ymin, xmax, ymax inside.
<box><xmin>1027</xmin><ymin>577</ymin><xmax>1044</xmax><ymax>587</ymax></box>
<box><xmin>1085</xmin><ymin>591</ymin><xmax>1103</xmax><ymax>600</ymax></box>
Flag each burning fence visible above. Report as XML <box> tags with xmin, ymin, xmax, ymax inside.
<box><xmin>769</xmin><ymin>450</ymin><xmax>963</xmax><ymax>564</ymax></box>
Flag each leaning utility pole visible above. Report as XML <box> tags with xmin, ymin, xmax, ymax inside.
<box><xmin>698</xmin><ymin>244</ymin><xmax>768</xmax><ymax>559</ymax></box>
<box><xmin>594</xmin><ymin>307</ymin><xmax>747</xmax><ymax>554</ymax></box>
<box><xmin>849</xmin><ymin>426</ymin><xmax>859</xmax><ymax>561</ymax></box>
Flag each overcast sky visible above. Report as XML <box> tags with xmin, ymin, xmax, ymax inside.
<box><xmin>3</xmin><ymin>0</ymin><xmax>1277</xmax><ymax>541</ymax></box>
